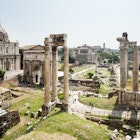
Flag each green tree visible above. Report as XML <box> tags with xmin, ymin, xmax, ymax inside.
<box><xmin>69</xmin><ymin>67</ymin><xmax>74</xmax><ymax>73</ymax></box>
<box><xmin>61</xmin><ymin>55</ymin><xmax>75</xmax><ymax>63</ymax></box>
<box><xmin>87</xmin><ymin>72</ymin><xmax>94</xmax><ymax>79</ymax></box>
<box><xmin>0</xmin><ymin>69</ymin><xmax>5</xmax><ymax>80</ymax></box>
<box><xmin>101</xmin><ymin>52</ymin><xmax>119</xmax><ymax>63</ymax></box>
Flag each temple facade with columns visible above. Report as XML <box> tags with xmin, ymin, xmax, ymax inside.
<box><xmin>0</xmin><ymin>25</ymin><xmax>20</xmax><ymax>71</ymax></box>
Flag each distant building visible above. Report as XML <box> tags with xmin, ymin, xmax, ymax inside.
<box><xmin>102</xmin><ymin>43</ymin><xmax>119</xmax><ymax>54</ymax></box>
<box><xmin>90</xmin><ymin>45</ymin><xmax>102</xmax><ymax>53</ymax></box>
<box><xmin>74</xmin><ymin>44</ymin><xmax>100</xmax><ymax>64</ymax></box>
<box><xmin>0</xmin><ymin>25</ymin><xmax>20</xmax><ymax>71</ymax></box>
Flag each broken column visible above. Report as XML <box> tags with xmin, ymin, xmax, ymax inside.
<box><xmin>117</xmin><ymin>33</ymin><xmax>128</xmax><ymax>89</ymax></box>
<box><xmin>117</xmin><ymin>33</ymin><xmax>128</xmax><ymax>104</ymax></box>
<box><xmin>42</xmin><ymin>38</ymin><xmax>51</xmax><ymax>116</ymax></box>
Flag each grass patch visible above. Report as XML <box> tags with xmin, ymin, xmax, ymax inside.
<box><xmin>2</xmin><ymin>124</ymin><xmax>29</xmax><ymax>140</ymax></box>
<box><xmin>73</xmin><ymin>65</ymin><xmax>90</xmax><ymax>73</ymax></box>
<box><xmin>36</xmin><ymin>109</ymin><xmax>111</xmax><ymax>140</ymax></box>
<box><xmin>99</xmin><ymin>68</ymin><xmax>110</xmax><ymax>77</ymax></box>
<box><xmin>79</xmin><ymin>95</ymin><xmax>118</xmax><ymax>110</ymax></box>
<box><xmin>10</xmin><ymin>92</ymin><xmax>43</xmax><ymax>116</ymax></box>
<box><xmin>100</xmin><ymin>83</ymin><xmax>111</xmax><ymax>95</ymax></box>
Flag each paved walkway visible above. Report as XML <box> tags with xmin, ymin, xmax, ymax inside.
<box><xmin>68</xmin><ymin>90</ymin><xmax>140</xmax><ymax>120</ymax></box>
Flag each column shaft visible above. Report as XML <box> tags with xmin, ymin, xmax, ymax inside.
<box><xmin>44</xmin><ymin>44</ymin><xmax>51</xmax><ymax>105</ymax></box>
<box><xmin>63</xmin><ymin>46</ymin><xmax>69</xmax><ymax>104</ymax></box>
<box><xmin>52</xmin><ymin>47</ymin><xmax>57</xmax><ymax>101</ymax></box>
<box><xmin>120</xmin><ymin>46</ymin><xmax>127</xmax><ymax>88</ymax></box>
<box><xmin>133</xmin><ymin>46</ymin><xmax>139</xmax><ymax>91</ymax></box>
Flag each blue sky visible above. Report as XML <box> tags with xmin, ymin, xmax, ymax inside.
<box><xmin>0</xmin><ymin>0</ymin><xmax>140</xmax><ymax>49</ymax></box>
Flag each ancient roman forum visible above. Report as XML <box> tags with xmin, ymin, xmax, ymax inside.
<box><xmin>117</xmin><ymin>33</ymin><xmax>140</xmax><ymax>106</ymax></box>
<box><xmin>42</xmin><ymin>34</ymin><xmax>69</xmax><ymax>116</ymax></box>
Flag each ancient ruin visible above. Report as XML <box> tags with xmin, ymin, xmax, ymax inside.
<box><xmin>0</xmin><ymin>87</ymin><xmax>12</xmax><ymax>109</ymax></box>
<box><xmin>0</xmin><ymin>109</ymin><xmax>20</xmax><ymax>137</ymax></box>
<box><xmin>117</xmin><ymin>33</ymin><xmax>140</xmax><ymax>106</ymax></box>
<box><xmin>42</xmin><ymin>34</ymin><xmax>69</xmax><ymax>116</ymax></box>
<box><xmin>109</xmin><ymin>66</ymin><xmax>117</xmax><ymax>87</ymax></box>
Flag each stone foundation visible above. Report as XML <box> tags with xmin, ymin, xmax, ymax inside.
<box><xmin>62</xmin><ymin>103</ymin><xmax>69</xmax><ymax>112</ymax></box>
<box><xmin>41</xmin><ymin>104</ymin><xmax>51</xmax><ymax>116</ymax></box>
<box><xmin>119</xmin><ymin>90</ymin><xmax>140</xmax><ymax>107</ymax></box>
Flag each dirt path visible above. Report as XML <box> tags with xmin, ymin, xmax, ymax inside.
<box><xmin>11</xmin><ymin>91</ymin><xmax>29</xmax><ymax>104</ymax></box>
<box><xmin>5</xmin><ymin>117</ymin><xmax>27</xmax><ymax>136</ymax></box>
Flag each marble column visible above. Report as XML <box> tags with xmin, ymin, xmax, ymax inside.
<box><xmin>42</xmin><ymin>38</ymin><xmax>51</xmax><ymax>116</ymax></box>
<box><xmin>63</xmin><ymin>45</ymin><xmax>69</xmax><ymax>110</ymax></box>
<box><xmin>117</xmin><ymin>37</ymin><xmax>128</xmax><ymax>89</ymax></box>
<box><xmin>133</xmin><ymin>44</ymin><xmax>139</xmax><ymax>92</ymax></box>
<box><xmin>52</xmin><ymin>46</ymin><xmax>58</xmax><ymax>102</ymax></box>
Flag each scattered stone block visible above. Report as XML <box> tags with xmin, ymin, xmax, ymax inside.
<box><xmin>24</xmin><ymin>111</ymin><xmax>30</xmax><ymax>116</ymax></box>
<box><xmin>30</xmin><ymin>112</ymin><xmax>35</xmax><ymax>118</ymax></box>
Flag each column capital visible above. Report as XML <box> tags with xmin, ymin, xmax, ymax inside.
<box><xmin>117</xmin><ymin>37</ymin><xmax>129</xmax><ymax>50</ymax></box>
<box><xmin>50</xmin><ymin>34</ymin><xmax>67</xmax><ymax>46</ymax></box>
<box><xmin>52</xmin><ymin>46</ymin><xmax>57</xmax><ymax>52</ymax></box>
<box><xmin>128</xmin><ymin>41</ymin><xmax>137</xmax><ymax>48</ymax></box>
<box><xmin>64</xmin><ymin>46</ymin><xmax>68</xmax><ymax>52</ymax></box>
<box><xmin>44</xmin><ymin>37</ymin><xmax>50</xmax><ymax>46</ymax></box>
<box><xmin>116</xmin><ymin>37</ymin><xmax>127</xmax><ymax>43</ymax></box>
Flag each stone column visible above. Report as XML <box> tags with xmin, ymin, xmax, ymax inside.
<box><xmin>133</xmin><ymin>44</ymin><xmax>139</xmax><ymax>92</ymax></box>
<box><xmin>40</xmin><ymin>62</ymin><xmax>43</xmax><ymax>85</ymax></box>
<box><xmin>117</xmin><ymin>37</ymin><xmax>128</xmax><ymax>89</ymax></box>
<box><xmin>29</xmin><ymin>61</ymin><xmax>32</xmax><ymax>84</ymax></box>
<box><xmin>52</xmin><ymin>46</ymin><xmax>58</xmax><ymax>102</ymax></box>
<box><xmin>63</xmin><ymin>45</ymin><xmax>69</xmax><ymax>111</ymax></box>
<box><xmin>42</xmin><ymin>38</ymin><xmax>51</xmax><ymax>116</ymax></box>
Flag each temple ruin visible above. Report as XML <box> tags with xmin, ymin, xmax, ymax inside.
<box><xmin>117</xmin><ymin>33</ymin><xmax>140</xmax><ymax>106</ymax></box>
<box><xmin>42</xmin><ymin>34</ymin><xmax>69</xmax><ymax>116</ymax></box>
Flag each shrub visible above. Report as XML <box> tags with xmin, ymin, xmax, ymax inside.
<box><xmin>0</xmin><ymin>69</ymin><xmax>5</xmax><ymax>80</ymax></box>
<box><xmin>57</xmin><ymin>92</ymin><xmax>64</xmax><ymax>101</ymax></box>
<box><xmin>86</xmin><ymin>72</ymin><xmax>94</xmax><ymax>79</ymax></box>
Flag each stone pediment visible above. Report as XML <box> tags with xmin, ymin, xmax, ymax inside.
<box><xmin>30</xmin><ymin>45</ymin><xmax>44</xmax><ymax>50</ymax></box>
<box><xmin>22</xmin><ymin>45</ymin><xmax>44</xmax><ymax>51</ymax></box>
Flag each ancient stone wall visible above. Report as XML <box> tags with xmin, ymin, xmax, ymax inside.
<box><xmin>119</xmin><ymin>91</ymin><xmax>140</xmax><ymax>107</ymax></box>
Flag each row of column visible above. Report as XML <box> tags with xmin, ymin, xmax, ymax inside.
<box><xmin>42</xmin><ymin>36</ymin><xmax>69</xmax><ymax>116</ymax></box>
<box><xmin>117</xmin><ymin>35</ymin><xmax>139</xmax><ymax>92</ymax></box>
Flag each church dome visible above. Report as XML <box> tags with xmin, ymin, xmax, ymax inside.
<box><xmin>0</xmin><ymin>24</ymin><xmax>9</xmax><ymax>42</ymax></box>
